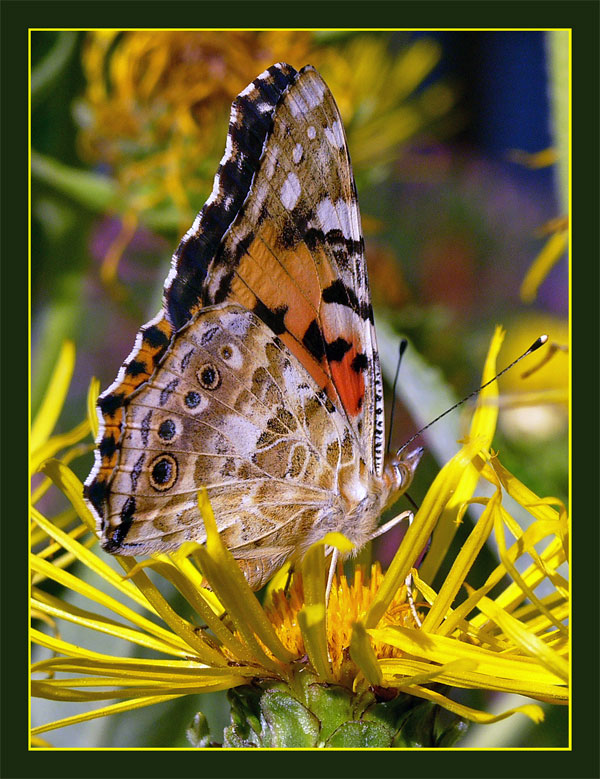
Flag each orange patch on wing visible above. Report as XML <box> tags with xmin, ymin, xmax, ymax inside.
<box><xmin>230</xmin><ymin>224</ymin><xmax>334</xmax><ymax>395</ymax></box>
<box><xmin>330</xmin><ymin>345</ymin><xmax>366</xmax><ymax>418</ymax></box>
<box><xmin>97</xmin><ymin>314</ymin><xmax>174</xmax><ymax>480</ymax></box>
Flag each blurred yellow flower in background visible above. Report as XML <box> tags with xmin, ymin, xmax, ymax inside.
<box><xmin>498</xmin><ymin>314</ymin><xmax>568</xmax><ymax>442</ymax></box>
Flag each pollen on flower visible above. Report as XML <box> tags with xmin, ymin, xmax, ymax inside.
<box><xmin>263</xmin><ymin>564</ymin><xmax>419</xmax><ymax>684</ymax></box>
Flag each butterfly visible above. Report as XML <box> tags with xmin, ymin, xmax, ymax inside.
<box><xmin>84</xmin><ymin>62</ymin><xmax>422</xmax><ymax>590</ymax></box>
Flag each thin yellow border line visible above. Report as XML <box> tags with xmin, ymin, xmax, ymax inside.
<box><xmin>28</xmin><ymin>28</ymin><xmax>571</xmax><ymax>751</ymax></box>
<box><xmin>28</xmin><ymin>27</ymin><xmax>572</xmax><ymax>32</ymax></box>
<box><xmin>567</xmin><ymin>26</ymin><xmax>573</xmax><ymax>753</ymax></box>
<box><xmin>28</xmin><ymin>26</ymin><xmax>33</xmax><ymax>747</ymax></box>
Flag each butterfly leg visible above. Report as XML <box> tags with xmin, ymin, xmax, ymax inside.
<box><xmin>367</xmin><ymin>510</ymin><xmax>422</xmax><ymax>626</ymax></box>
<box><xmin>368</xmin><ymin>510</ymin><xmax>413</xmax><ymax>541</ymax></box>
<box><xmin>404</xmin><ymin>513</ymin><xmax>422</xmax><ymax>628</ymax></box>
<box><xmin>283</xmin><ymin>564</ymin><xmax>295</xmax><ymax>597</ymax></box>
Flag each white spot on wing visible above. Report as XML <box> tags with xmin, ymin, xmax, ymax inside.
<box><xmin>325</xmin><ymin>119</ymin><xmax>345</xmax><ymax>150</ymax></box>
<box><xmin>307</xmin><ymin>125</ymin><xmax>316</xmax><ymax>140</ymax></box>
<box><xmin>265</xmin><ymin>146</ymin><xmax>278</xmax><ymax>180</ymax></box>
<box><xmin>288</xmin><ymin>92</ymin><xmax>308</xmax><ymax>118</ymax></box>
<box><xmin>281</xmin><ymin>172</ymin><xmax>301</xmax><ymax>211</ymax></box>
<box><xmin>316</xmin><ymin>197</ymin><xmax>360</xmax><ymax>241</ymax></box>
<box><xmin>303</xmin><ymin>78</ymin><xmax>326</xmax><ymax>108</ymax></box>
<box><xmin>224</xmin><ymin>133</ymin><xmax>233</xmax><ymax>160</ymax></box>
<box><xmin>292</xmin><ymin>143</ymin><xmax>303</xmax><ymax>164</ymax></box>
<box><xmin>239</xmin><ymin>81</ymin><xmax>257</xmax><ymax>98</ymax></box>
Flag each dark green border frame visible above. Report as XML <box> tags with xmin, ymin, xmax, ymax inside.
<box><xmin>3</xmin><ymin>0</ymin><xmax>598</xmax><ymax>777</ymax></box>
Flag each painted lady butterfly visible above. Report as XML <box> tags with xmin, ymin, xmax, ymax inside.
<box><xmin>84</xmin><ymin>63</ymin><xmax>422</xmax><ymax>589</ymax></box>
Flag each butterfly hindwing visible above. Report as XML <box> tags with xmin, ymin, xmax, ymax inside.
<box><xmin>101</xmin><ymin>304</ymin><xmax>359</xmax><ymax>582</ymax></box>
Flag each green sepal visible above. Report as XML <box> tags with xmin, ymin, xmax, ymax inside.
<box><xmin>222</xmin><ymin>676</ymin><xmax>469</xmax><ymax>748</ymax></box>
<box><xmin>325</xmin><ymin>720</ymin><xmax>395</xmax><ymax>748</ymax></box>
<box><xmin>260</xmin><ymin>689</ymin><xmax>321</xmax><ymax>747</ymax></box>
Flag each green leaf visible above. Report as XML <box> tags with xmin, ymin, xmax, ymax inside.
<box><xmin>31</xmin><ymin>32</ymin><xmax>79</xmax><ymax>108</ymax></box>
<box><xmin>392</xmin><ymin>699</ymin><xmax>438</xmax><ymax>747</ymax></box>
<box><xmin>186</xmin><ymin>711</ymin><xmax>212</xmax><ymax>748</ymax></box>
<box><xmin>436</xmin><ymin>717</ymin><xmax>470</xmax><ymax>747</ymax></box>
<box><xmin>32</xmin><ymin>151</ymin><xmax>117</xmax><ymax>212</ymax></box>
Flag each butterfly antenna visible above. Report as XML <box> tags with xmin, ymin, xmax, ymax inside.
<box><xmin>397</xmin><ymin>334</ymin><xmax>548</xmax><ymax>455</ymax></box>
<box><xmin>386</xmin><ymin>338</ymin><xmax>408</xmax><ymax>456</ymax></box>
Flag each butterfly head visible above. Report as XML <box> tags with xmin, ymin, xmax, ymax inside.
<box><xmin>382</xmin><ymin>446</ymin><xmax>424</xmax><ymax>509</ymax></box>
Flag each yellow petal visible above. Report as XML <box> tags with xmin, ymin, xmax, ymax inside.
<box><xmin>30</xmin><ymin>736</ymin><xmax>54</xmax><ymax>748</ymax></box>
<box><xmin>475</xmin><ymin>595</ymin><xmax>569</xmax><ymax>683</ymax></box>
<box><xmin>365</xmin><ymin>436</ymin><xmax>485</xmax><ymax>629</ymax></box>
<box><xmin>520</xmin><ymin>229</ymin><xmax>568</xmax><ymax>304</ymax></box>
<box><xmin>491</xmin><ymin>505</ymin><xmax>568</xmax><ymax>638</ymax></box>
<box><xmin>298</xmin><ymin>542</ymin><xmax>332</xmax><ymax>680</ymax></box>
<box><xmin>195</xmin><ymin>488</ymin><xmax>294</xmax><ymax>668</ymax></box>
<box><xmin>31</xmin><ymin>506</ymin><xmax>157</xmax><ymax>614</ymax></box>
<box><xmin>349</xmin><ymin>621</ymin><xmax>383</xmax><ymax>686</ymax></box>
<box><xmin>31</xmin><ymin>589</ymin><xmax>191</xmax><ymax>659</ymax></box>
<box><xmin>421</xmin><ymin>491</ymin><xmax>499</xmax><ymax>633</ymax></box>
<box><xmin>469</xmin><ymin>325</ymin><xmax>504</xmax><ymax>443</ymax></box>
<box><xmin>32</xmin><ymin>420</ymin><xmax>91</xmax><ymax>474</ymax></box>
<box><xmin>393</xmin><ymin>682</ymin><xmax>545</xmax><ymax>725</ymax></box>
<box><xmin>379</xmin><ymin>658</ymin><xmax>565</xmax><ymax>703</ymax></box>
<box><xmin>87</xmin><ymin>376</ymin><xmax>101</xmax><ymax>439</ymax></box>
<box><xmin>117</xmin><ymin>556</ymin><xmax>230</xmax><ymax>667</ymax></box>
<box><xmin>298</xmin><ymin>605</ymin><xmax>332</xmax><ymax>682</ymax></box>
<box><xmin>369</xmin><ymin>625</ymin><xmax>565</xmax><ymax>687</ymax></box>
<box><xmin>417</xmin><ymin>328</ymin><xmax>503</xmax><ymax>582</ymax></box>
<box><xmin>32</xmin><ymin>656</ymin><xmax>258</xmax><ymax>681</ymax></box>
<box><xmin>32</xmin><ymin>674</ymin><xmax>246</xmax><ymax>701</ymax></box>
<box><xmin>148</xmin><ymin>559</ymin><xmax>254</xmax><ymax>662</ymax></box>
<box><xmin>40</xmin><ymin>460</ymin><xmax>96</xmax><ymax>532</ymax></box>
<box><xmin>31</xmin><ymin>340</ymin><xmax>76</xmax><ymax>453</ymax></box>
<box><xmin>31</xmin><ymin>694</ymin><xmax>186</xmax><ymax>736</ymax></box>
<box><xmin>30</xmin><ymin>555</ymin><xmax>193</xmax><ymax>657</ymax></box>
<box><xmin>383</xmin><ymin>657</ymin><xmax>476</xmax><ymax>688</ymax></box>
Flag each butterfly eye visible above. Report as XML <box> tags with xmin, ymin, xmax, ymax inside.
<box><xmin>196</xmin><ymin>363</ymin><xmax>221</xmax><ymax>390</ymax></box>
<box><xmin>149</xmin><ymin>454</ymin><xmax>179</xmax><ymax>492</ymax></box>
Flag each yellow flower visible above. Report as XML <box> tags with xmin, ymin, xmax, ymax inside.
<box><xmin>496</xmin><ymin>314</ymin><xmax>568</xmax><ymax>442</ymax></box>
<box><xmin>31</xmin><ymin>330</ymin><xmax>568</xmax><ymax>747</ymax></box>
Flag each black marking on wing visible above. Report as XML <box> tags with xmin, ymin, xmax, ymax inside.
<box><xmin>99</xmin><ymin>435</ymin><xmax>117</xmax><ymax>459</ymax></box>
<box><xmin>322</xmin><ymin>279</ymin><xmax>373</xmax><ymax>322</ymax></box>
<box><xmin>102</xmin><ymin>497</ymin><xmax>136</xmax><ymax>553</ymax></box>
<box><xmin>159</xmin><ymin>378</ymin><xmax>179</xmax><ymax>406</ymax></box>
<box><xmin>98</xmin><ymin>392</ymin><xmax>125</xmax><ymax>417</ymax></box>
<box><xmin>165</xmin><ymin>63</ymin><xmax>301</xmax><ymax>331</ymax></box>
<box><xmin>253</xmin><ymin>299</ymin><xmax>288</xmax><ymax>335</ymax></box>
